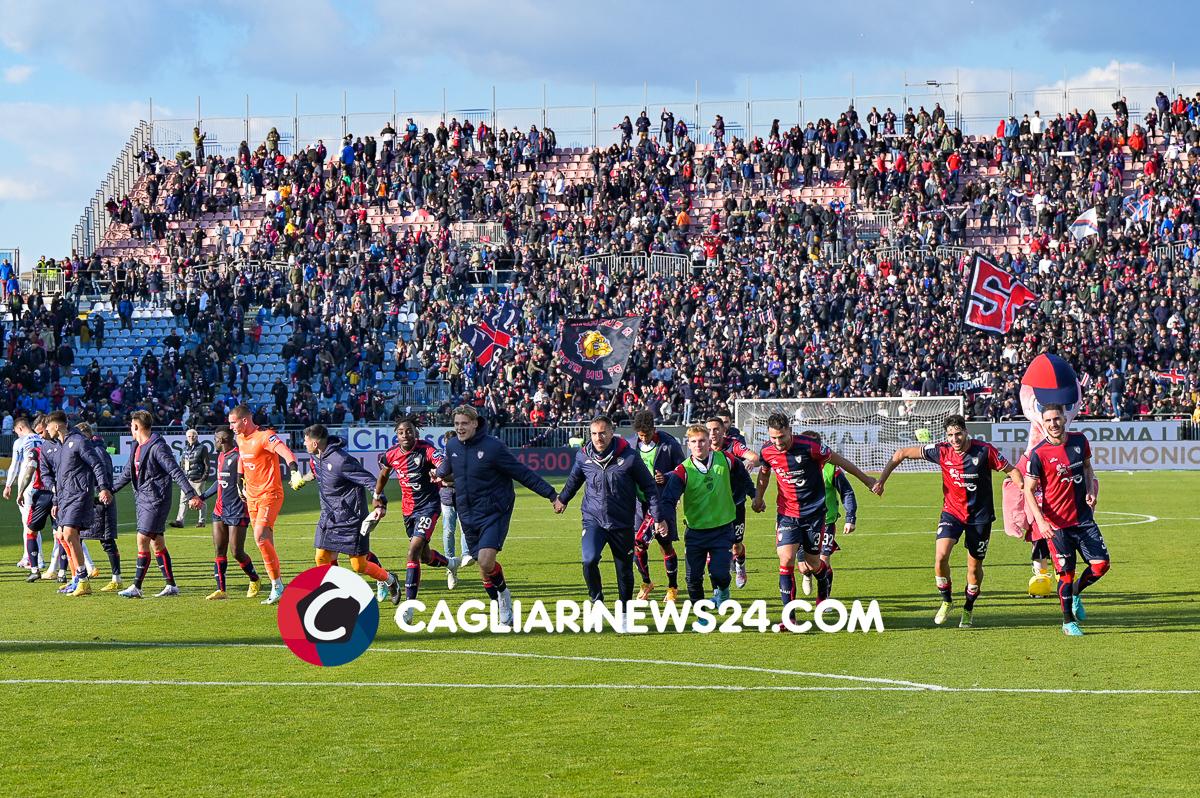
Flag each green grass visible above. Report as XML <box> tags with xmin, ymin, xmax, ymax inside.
<box><xmin>1</xmin><ymin>472</ymin><xmax>1198</xmax><ymax>797</ymax></box>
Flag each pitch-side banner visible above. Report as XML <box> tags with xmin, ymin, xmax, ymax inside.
<box><xmin>345</xmin><ymin>426</ymin><xmax>453</xmax><ymax>453</ymax></box>
<box><xmin>989</xmin><ymin>440</ymin><xmax>1200</xmax><ymax>471</ymax></box>
<box><xmin>556</xmin><ymin>317</ymin><xmax>641</xmax><ymax>390</ymax></box>
<box><xmin>975</xmin><ymin>421</ymin><xmax>1181</xmax><ymax>445</ymax></box>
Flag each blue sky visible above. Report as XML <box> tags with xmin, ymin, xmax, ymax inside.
<box><xmin>1</xmin><ymin>0</ymin><xmax>1198</xmax><ymax>268</ymax></box>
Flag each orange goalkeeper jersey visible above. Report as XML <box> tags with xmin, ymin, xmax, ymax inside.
<box><xmin>236</xmin><ymin>429</ymin><xmax>294</xmax><ymax>498</ymax></box>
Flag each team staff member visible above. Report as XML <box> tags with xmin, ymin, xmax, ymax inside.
<box><xmin>555</xmin><ymin>415</ymin><xmax>659</xmax><ymax>609</ymax></box>
<box><xmin>199</xmin><ymin>428</ymin><xmax>262</xmax><ymax>600</ymax></box>
<box><xmin>228</xmin><ymin>405</ymin><xmax>299</xmax><ymax>605</ymax></box>
<box><xmin>114</xmin><ymin>411</ymin><xmax>203</xmax><ymax>598</ymax></box>
<box><xmin>171</xmin><ymin>428</ymin><xmax>209</xmax><ymax>528</ymax></box>
<box><xmin>302</xmin><ymin>425</ymin><xmax>401</xmax><ymax>604</ymax></box>
<box><xmin>436</xmin><ymin>405</ymin><xmax>558</xmax><ymax>627</ymax></box>
<box><xmin>42</xmin><ymin>410</ymin><xmax>114</xmax><ymax>597</ymax></box>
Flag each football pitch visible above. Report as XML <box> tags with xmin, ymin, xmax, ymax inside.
<box><xmin>1</xmin><ymin>472</ymin><xmax>1197</xmax><ymax>797</ymax></box>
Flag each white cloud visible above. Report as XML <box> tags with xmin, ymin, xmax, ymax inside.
<box><xmin>3</xmin><ymin>64</ymin><xmax>33</xmax><ymax>83</ymax></box>
<box><xmin>0</xmin><ymin>176</ymin><xmax>45</xmax><ymax>201</ymax></box>
<box><xmin>0</xmin><ymin>100</ymin><xmax>146</xmax><ymax>242</ymax></box>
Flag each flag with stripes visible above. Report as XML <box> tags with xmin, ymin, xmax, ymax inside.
<box><xmin>1068</xmin><ymin>208</ymin><xmax>1099</xmax><ymax>240</ymax></box>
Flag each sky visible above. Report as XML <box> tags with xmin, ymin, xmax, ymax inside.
<box><xmin>1</xmin><ymin>0</ymin><xmax>1199</xmax><ymax>269</ymax></box>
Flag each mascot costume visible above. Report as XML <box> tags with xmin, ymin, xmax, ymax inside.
<box><xmin>1001</xmin><ymin>353</ymin><xmax>1096</xmax><ymax>597</ymax></box>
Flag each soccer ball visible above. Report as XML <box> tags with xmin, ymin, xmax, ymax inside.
<box><xmin>1028</xmin><ymin>573</ymin><xmax>1056</xmax><ymax>598</ymax></box>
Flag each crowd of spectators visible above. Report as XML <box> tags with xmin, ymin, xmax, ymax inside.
<box><xmin>4</xmin><ymin>90</ymin><xmax>1200</xmax><ymax>434</ymax></box>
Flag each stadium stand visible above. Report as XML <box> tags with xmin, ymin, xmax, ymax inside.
<box><xmin>3</xmin><ymin>93</ymin><xmax>1199</xmax><ymax>432</ymax></box>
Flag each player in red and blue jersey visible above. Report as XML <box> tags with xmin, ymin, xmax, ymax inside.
<box><xmin>706</xmin><ymin>417</ymin><xmax>759</xmax><ymax>588</ymax></box>
<box><xmin>199</xmin><ymin>428</ymin><xmax>261</xmax><ymax>599</ymax></box>
<box><xmin>375</xmin><ymin>418</ymin><xmax>458</xmax><ymax>614</ymax></box>
<box><xmin>752</xmin><ymin>412</ymin><xmax>876</xmax><ymax>631</ymax></box>
<box><xmin>1023</xmin><ymin>404</ymin><xmax>1107</xmax><ymax>636</ymax></box>
<box><xmin>876</xmin><ymin>414</ymin><xmax>1023</xmax><ymax>628</ymax></box>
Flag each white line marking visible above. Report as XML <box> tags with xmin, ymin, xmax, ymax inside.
<box><xmin>0</xmin><ymin>638</ymin><xmax>938</xmax><ymax>689</ymax></box>
<box><xmin>1092</xmin><ymin>511</ymin><xmax>1158</xmax><ymax>528</ymax></box>
<box><xmin>0</xmin><ymin>677</ymin><xmax>1195</xmax><ymax>695</ymax></box>
<box><xmin>1</xmin><ymin>639</ymin><xmax>1196</xmax><ymax>695</ymax></box>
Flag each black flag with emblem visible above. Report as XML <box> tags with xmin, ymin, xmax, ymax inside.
<box><xmin>556</xmin><ymin>317</ymin><xmax>642</xmax><ymax>390</ymax></box>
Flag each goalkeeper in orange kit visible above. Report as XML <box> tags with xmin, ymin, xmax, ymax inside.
<box><xmin>227</xmin><ymin>405</ymin><xmax>300</xmax><ymax>605</ymax></box>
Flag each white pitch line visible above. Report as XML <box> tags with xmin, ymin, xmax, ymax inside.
<box><xmin>0</xmin><ymin>677</ymin><xmax>1195</xmax><ymax>696</ymax></box>
<box><xmin>369</xmin><ymin>646</ymin><xmax>944</xmax><ymax>689</ymax></box>
<box><xmin>0</xmin><ymin>638</ymin><xmax>940</xmax><ymax>690</ymax></box>
<box><xmin>1</xmin><ymin>639</ymin><xmax>1197</xmax><ymax>695</ymax></box>
<box><xmin>0</xmin><ymin>678</ymin><xmax>913</xmax><ymax>692</ymax></box>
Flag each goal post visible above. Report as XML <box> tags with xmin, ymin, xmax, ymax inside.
<box><xmin>733</xmin><ymin>396</ymin><xmax>966</xmax><ymax>473</ymax></box>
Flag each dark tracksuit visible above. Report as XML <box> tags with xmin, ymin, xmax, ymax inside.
<box><xmin>113</xmin><ymin>432</ymin><xmax>198</xmax><ymax>535</ymax></box>
<box><xmin>82</xmin><ymin>438</ymin><xmax>119</xmax><ymax>541</ymax></box>
<box><xmin>311</xmin><ymin>437</ymin><xmax>380</xmax><ymax>557</ymax></box>
<box><xmin>436</xmin><ymin>420</ymin><xmax>557</xmax><ymax>558</ymax></box>
<box><xmin>46</xmin><ymin>431</ymin><xmax>113</xmax><ymax>531</ymax></box>
<box><xmin>558</xmin><ymin>437</ymin><xmax>660</xmax><ymax>602</ymax></box>
<box><xmin>628</xmin><ymin>431</ymin><xmax>685</xmax><ymax>542</ymax></box>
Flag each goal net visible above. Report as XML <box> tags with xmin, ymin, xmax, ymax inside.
<box><xmin>733</xmin><ymin>396</ymin><xmax>965</xmax><ymax>473</ymax></box>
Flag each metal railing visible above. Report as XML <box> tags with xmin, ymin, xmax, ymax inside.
<box><xmin>73</xmin><ymin>121</ymin><xmax>152</xmax><ymax>260</ymax></box>
<box><xmin>144</xmin><ymin>76</ymin><xmax>1173</xmax><ymax>159</ymax></box>
<box><xmin>71</xmin><ymin>75</ymin><xmax>1184</xmax><ymax>267</ymax></box>
<box><xmin>493</xmin><ymin>424</ymin><xmax>589</xmax><ymax>449</ymax></box>
<box><xmin>1152</xmin><ymin>242</ymin><xmax>1197</xmax><ymax>263</ymax></box>
<box><xmin>450</xmin><ymin>221</ymin><xmax>507</xmax><ymax>247</ymax></box>
<box><xmin>579</xmin><ymin>252</ymin><xmax>690</xmax><ymax>279</ymax></box>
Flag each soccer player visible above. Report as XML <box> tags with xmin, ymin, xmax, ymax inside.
<box><xmin>375</xmin><ymin>418</ymin><xmax>458</xmax><ymax>611</ymax></box>
<box><xmin>752</xmin><ymin>412</ymin><xmax>876</xmax><ymax>632</ymax></box>
<box><xmin>705</xmin><ymin>416</ymin><xmax>759</xmax><ymax>588</ymax></box>
<box><xmin>78</xmin><ymin>424</ymin><xmax>124</xmax><ymax>591</ymax></box>
<box><xmin>875</xmin><ymin>415</ymin><xmax>1022</xmax><ymax>627</ymax></box>
<box><xmin>33</xmin><ymin>413</ymin><xmax>97</xmax><ymax>580</ymax></box>
<box><xmin>228</xmin><ymin>405</ymin><xmax>299</xmax><ymax>605</ymax></box>
<box><xmin>658</xmin><ymin>424</ymin><xmax>753</xmax><ymax>618</ymax></box>
<box><xmin>628</xmin><ymin>410</ymin><xmax>685</xmax><ymax>602</ymax></box>
<box><xmin>41</xmin><ymin>410</ymin><xmax>114</xmax><ymax>597</ymax></box>
<box><xmin>9</xmin><ymin>416</ymin><xmax>53</xmax><ymax>581</ymax></box>
<box><xmin>796</xmin><ymin>431</ymin><xmax>856</xmax><ymax>597</ymax></box>
<box><xmin>435</xmin><ymin>405</ymin><xmax>558</xmax><ymax>627</ymax></box>
<box><xmin>113</xmin><ymin>411</ymin><xmax>203</xmax><ymax>598</ymax></box>
<box><xmin>555</xmin><ymin>415</ymin><xmax>659</xmax><ymax>612</ymax></box>
<box><xmin>302</xmin><ymin>424</ymin><xmax>401</xmax><ymax>604</ymax></box>
<box><xmin>198</xmin><ymin>427</ymin><xmax>262</xmax><ymax>599</ymax></box>
<box><xmin>1022</xmin><ymin>404</ymin><xmax>1108</xmax><ymax>636</ymax></box>
<box><xmin>6</xmin><ymin>415</ymin><xmax>44</xmax><ymax>571</ymax></box>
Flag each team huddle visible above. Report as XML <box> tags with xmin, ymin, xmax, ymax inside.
<box><xmin>5</xmin><ymin>403</ymin><xmax>1110</xmax><ymax>636</ymax></box>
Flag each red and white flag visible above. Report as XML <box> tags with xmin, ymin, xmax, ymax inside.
<box><xmin>961</xmin><ymin>254</ymin><xmax>1038</xmax><ymax>335</ymax></box>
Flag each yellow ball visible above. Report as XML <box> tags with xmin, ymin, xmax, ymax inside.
<box><xmin>1028</xmin><ymin>573</ymin><xmax>1056</xmax><ymax>598</ymax></box>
